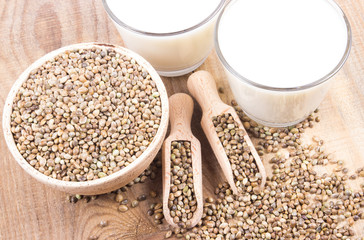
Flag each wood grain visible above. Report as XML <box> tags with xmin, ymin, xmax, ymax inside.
<box><xmin>0</xmin><ymin>0</ymin><xmax>363</xmax><ymax>239</ymax></box>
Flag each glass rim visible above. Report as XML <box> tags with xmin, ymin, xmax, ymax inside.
<box><xmin>214</xmin><ymin>0</ymin><xmax>352</xmax><ymax>92</ymax></box>
<box><xmin>102</xmin><ymin>0</ymin><xmax>227</xmax><ymax>37</ymax></box>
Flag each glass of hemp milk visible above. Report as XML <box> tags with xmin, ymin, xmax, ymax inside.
<box><xmin>215</xmin><ymin>0</ymin><xmax>351</xmax><ymax>127</ymax></box>
<box><xmin>103</xmin><ymin>0</ymin><xmax>226</xmax><ymax>77</ymax></box>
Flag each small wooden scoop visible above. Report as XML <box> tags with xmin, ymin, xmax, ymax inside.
<box><xmin>187</xmin><ymin>70</ymin><xmax>266</xmax><ymax>195</ymax></box>
<box><xmin>162</xmin><ymin>93</ymin><xmax>203</xmax><ymax>229</ymax></box>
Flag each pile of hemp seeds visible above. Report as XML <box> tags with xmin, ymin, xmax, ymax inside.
<box><xmin>76</xmin><ymin>100</ymin><xmax>363</xmax><ymax>240</ymax></box>
<box><xmin>213</xmin><ymin>113</ymin><xmax>262</xmax><ymax>194</ymax></box>
<box><xmin>10</xmin><ymin>46</ymin><xmax>162</xmax><ymax>181</ymax></box>
<box><xmin>168</xmin><ymin>141</ymin><xmax>198</xmax><ymax>228</ymax></box>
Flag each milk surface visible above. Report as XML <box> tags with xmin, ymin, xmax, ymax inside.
<box><xmin>106</xmin><ymin>0</ymin><xmax>222</xmax><ymax>33</ymax></box>
<box><xmin>218</xmin><ymin>0</ymin><xmax>348</xmax><ymax>88</ymax></box>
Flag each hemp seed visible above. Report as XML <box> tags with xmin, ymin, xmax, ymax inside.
<box><xmin>10</xmin><ymin>47</ymin><xmax>162</xmax><ymax>182</ymax></box>
<box><xmin>168</xmin><ymin>141</ymin><xmax>197</xmax><ymax>229</ymax></box>
<box><xmin>212</xmin><ymin>113</ymin><xmax>261</xmax><ymax>194</ymax></box>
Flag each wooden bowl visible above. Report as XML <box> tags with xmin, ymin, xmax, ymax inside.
<box><xmin>2</xmin><ymin>42</ymin><xmax>169</xmax><ymax>195</ymax></box>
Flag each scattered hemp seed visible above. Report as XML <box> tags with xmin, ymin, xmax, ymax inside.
<box><xmin>115</xmin><ymin>193</ymin><xmax>124</xmax><ymax>203</ymax></box>
<box><xmin>10</xmin><ymin>46</ymin><xmax>162</xmax><ymax>182</ymax></box>
<box><xmin>350</xmin><ymin>174</ymin><xmax>358</xmax><ymax>180</ymax></box>
<box><xmin>154</xmin><ymin>213</ymin><xmax>164</xmax><ymax>220</ymax></box>
<box><xmin>118</xmin><ymin>205</ymin><xmax>128</xmax><ymax>212</ymax></box>
<box><xmin>146</xmin><ymin>202</ymin><xmax>164</xmax><ymax>225</ymax></box>
<box><xmin>154</xmin><ymin>203</ymin><xmax>162</xmax><ymax>210</ymax></box>
<box><xmin>131</xmin><ymin>200</ymin><xmax>139</xmax><ymax>208</ymax></box>
<box><xmin>169</xmin><ymin>141</ymin><xmax>197</xmax><ymax>229</ymax></box>
<box><xmin>163</xmin><ymin>102</ymin><xmax>364</xmax><ymax>240</ymax></box>
<box><xmin>147</xmin><ymin>209</ymin><xmax>154</xmax><ymax>216</ymax></box>
<box><xmin>165</xmin><ymin>230</ymin><xmax>173</xmax><ymax>239</ymax></box>
<box><xmin>99</xmin><ymin>220</ymin><xmax>108</xmax><ymax>228</ymax></box>
<box><xmin>120</xmin><ymin>199</ymin><xmax>129</xmax><ymax>205</ymax></box>
<box><xmin>137</xmin><ymin>194</ymin><xmax>147</xmax><ymax>201</ymax></box>
<box><xmin>154</xmin><ymin>219</ymin><xmax>163</xmax><ymax>225</ymax></box>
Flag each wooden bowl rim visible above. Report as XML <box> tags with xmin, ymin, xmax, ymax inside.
<box><xmin>2</xmin><ymin>42</ymin><xmax>169</xmax><ymax>191</ymax></box>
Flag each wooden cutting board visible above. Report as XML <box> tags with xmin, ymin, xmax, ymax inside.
<box><xmin>0</xmin><ymin>0</ymin><xmax>363</xmax><ymax>239</ymax></box>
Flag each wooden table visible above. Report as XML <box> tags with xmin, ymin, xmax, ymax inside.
<box><xmin>0</xmin><ymin>0</ymin><xmax>363</xmax><ymax>239</ymax></box>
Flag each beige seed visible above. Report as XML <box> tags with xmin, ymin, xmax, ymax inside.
<box><xmin>10</xmin><ymin>47</ymin><xmax>162</xmax><ymax>183</ymax></box>
<box><xmin>154</xmin><ymin>213</ymin><xmax>164</xmax><ymax>220</ymax></box>
<box><xmin>115</xmin><ymin>193</ymin><xmax>124</xmax><ymax>203</ymax></box>
<box><xmin>131</xmin><ymin>200</ymin><xmax>139</xmax><ymax>208</ymax></box>
<box><xmin>165</xmin><ymin>231</ymin><xmax>172</xmax><ymax>239</ymax></box>
<box><xmin>118</xmin><ymin>205</ymin><xmax>128</xmax><ymax>212</ymax></box>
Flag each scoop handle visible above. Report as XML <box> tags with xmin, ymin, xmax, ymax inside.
<box><xmin>187</xmin><ymin>70</ymin><xmax>223</xmax><ymax>113</ymax></box>
<box><xmin>169</xmin><ymin>93</ymin><xmax>194</xmax><ymax>135</ymax></box>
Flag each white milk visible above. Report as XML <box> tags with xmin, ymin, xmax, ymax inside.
<box><xmin>216</xmin><ymin>0</ymin><xmax>350</xmax><ymax>126</ymax></box>
<box><xmin>104</xmin><ymin>0</ymin><xmax>224</xmax><ymax>77</ymax></box>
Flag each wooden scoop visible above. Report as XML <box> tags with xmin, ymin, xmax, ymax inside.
<box><xmin>187</xmin><ymin>70</ymin><xmax>266</xmax><ymax>195</ymax></box>
<box><xmin>162</xmin><ymin>93</ymin><xmax>203</xmax><ymax>229</ymax></box>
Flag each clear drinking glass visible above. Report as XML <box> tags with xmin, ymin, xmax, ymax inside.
<box><xmin>214</xmin><ymin>0</ymin><xmax>352</xmax><ymax>127</ymax></box>
<box><xmin>103</xmin><ymin>0</ymin><xmax>226</xmax><ymax>77</ymax></box>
